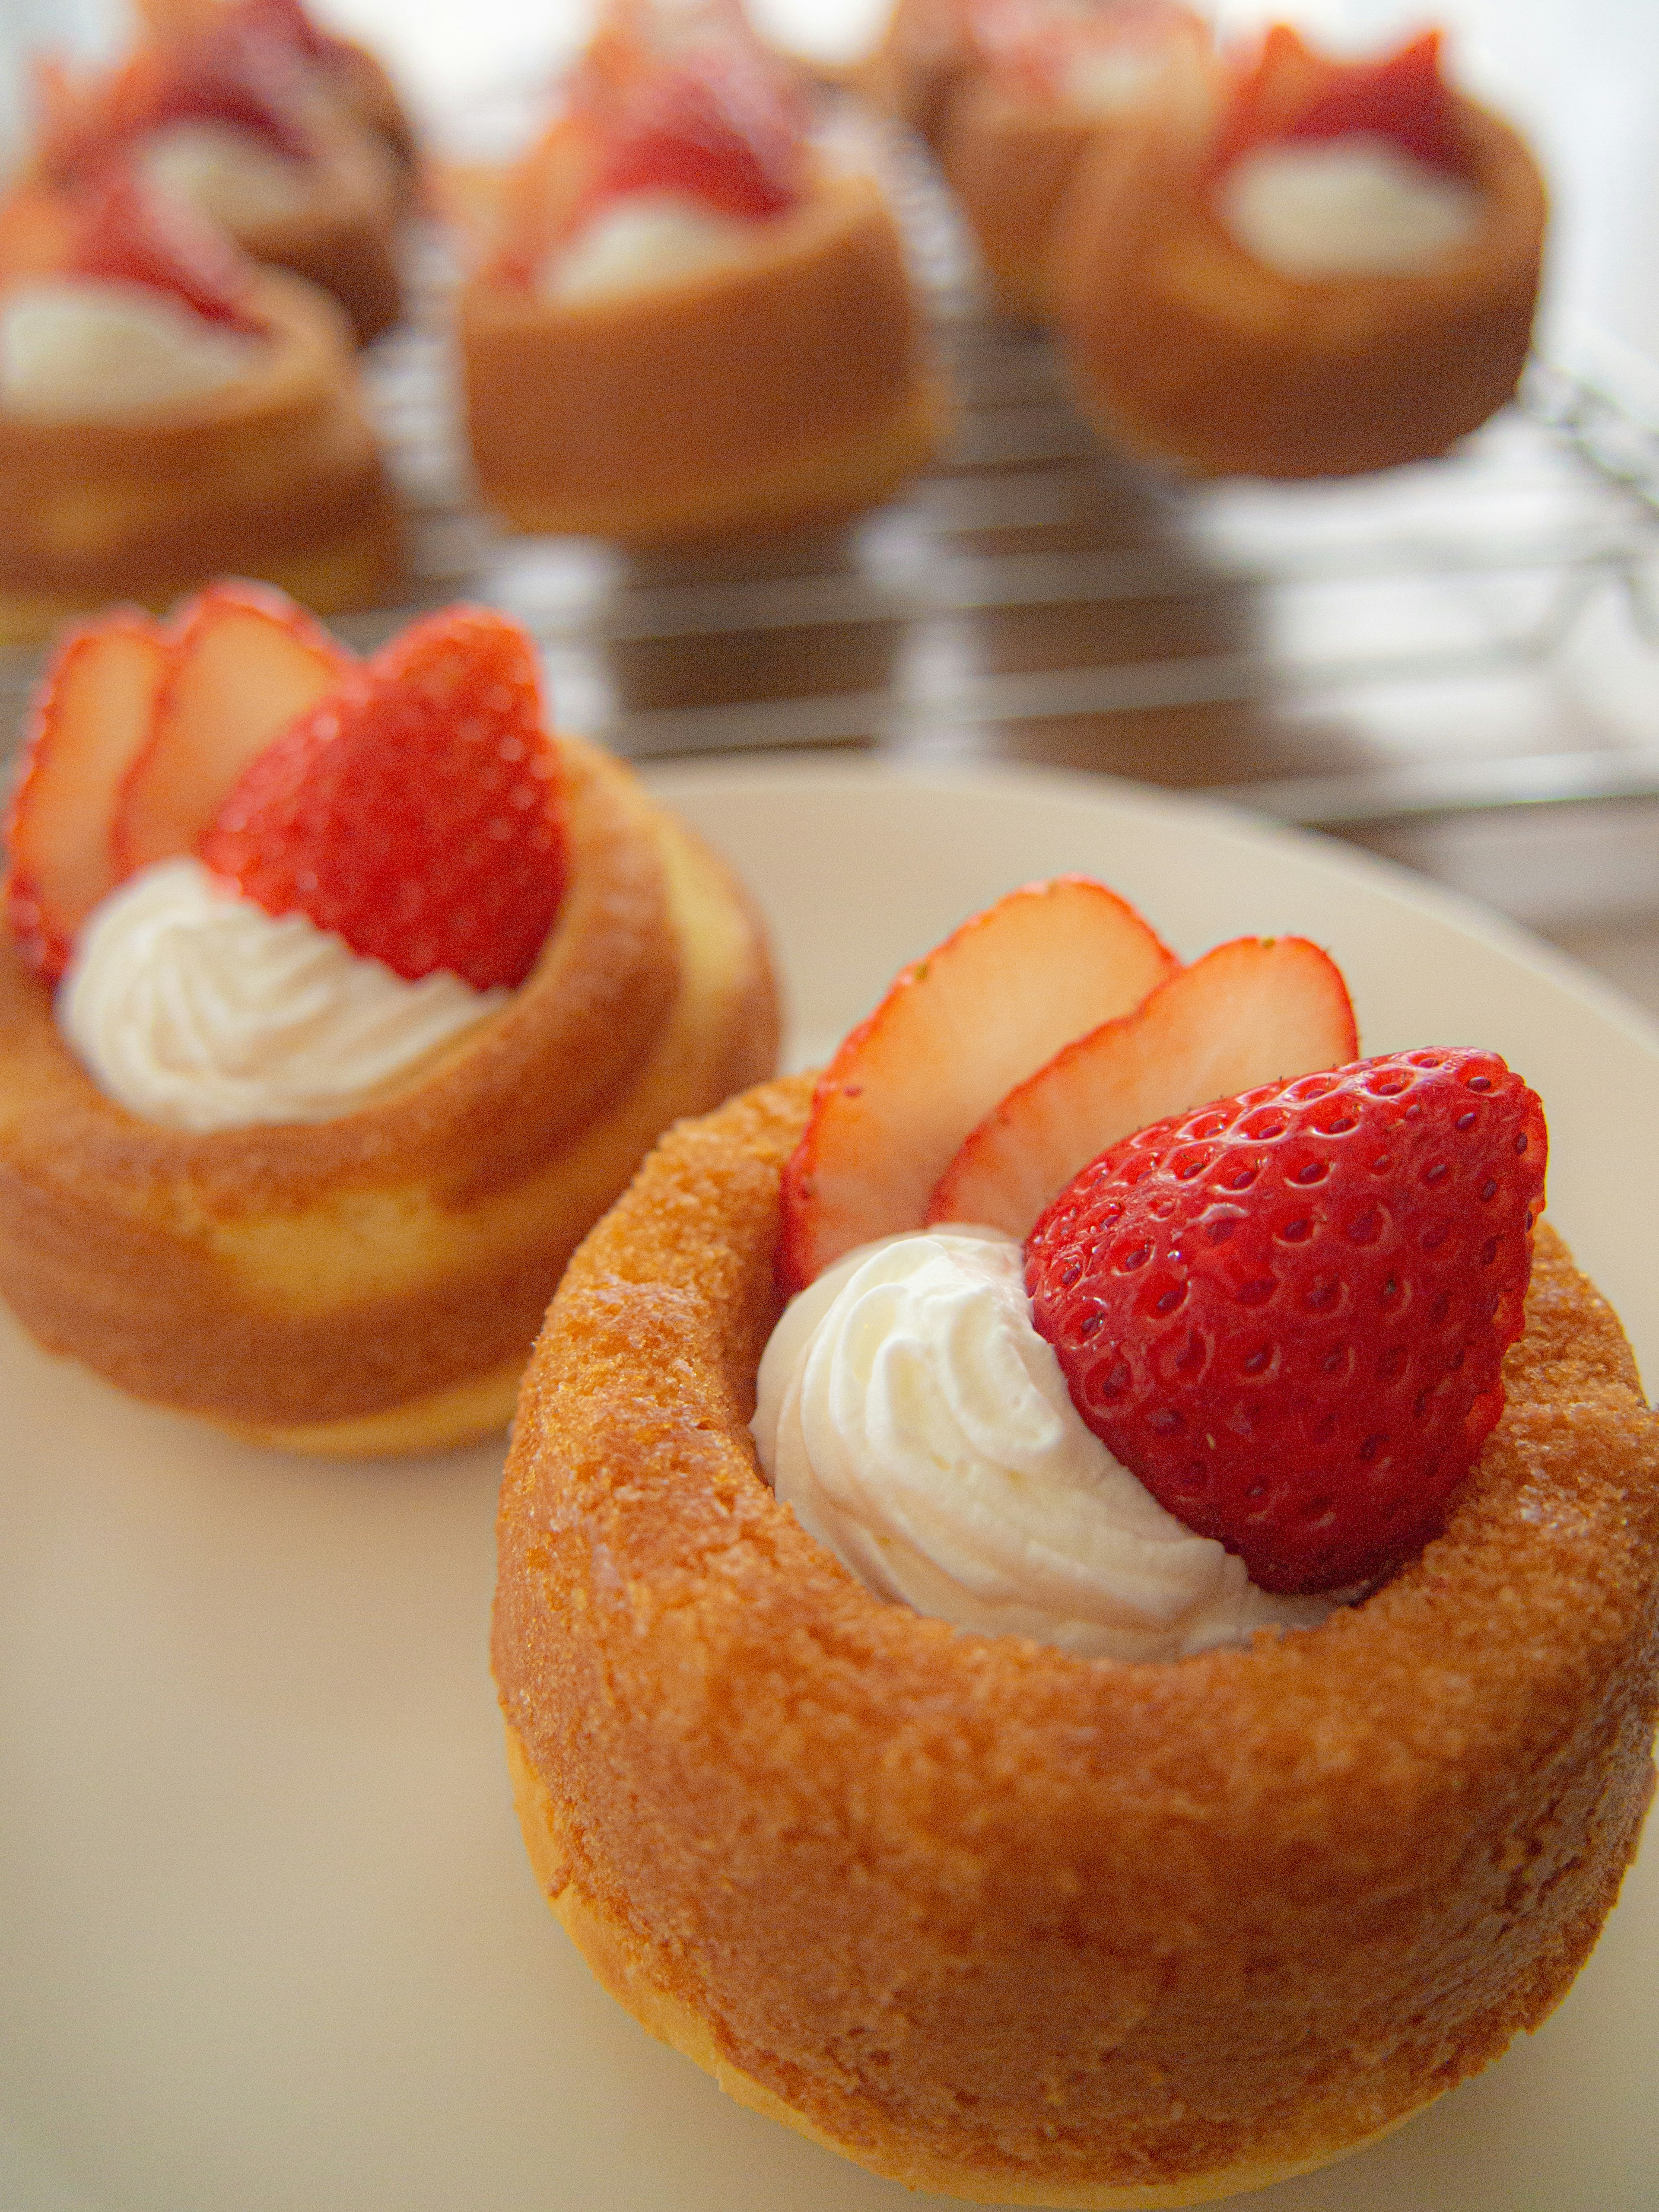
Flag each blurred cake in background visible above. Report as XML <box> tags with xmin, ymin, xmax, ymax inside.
<box><xmin>27</xmin><ymin>0</ymin><xmax>405</xmax><ymax>343</ymax></box>
<box><xmin>456</xmin><ymin>0</ymin><xmax>944</xmax><ymax>545</ymax></box>
<box><xmin>1052</xmin><ymin>22</ymin><xmax>1547</xmax><ymax>477</ymax></box>
<box><xmin>0</xmin><ymin>165</ymin><xmax>399</xmax><ymax>641</ymax></box>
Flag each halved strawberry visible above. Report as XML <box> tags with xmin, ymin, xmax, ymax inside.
<box><xmin>199</xmin><ymin>605</ymin><xmax>566</xmax><ymax>990</ymax></box>
<box><xmin>4</xmin><ymin>612</ymin><xmax>173</xmax><ymax>983</ymax></box>
<box><xmin>1025</xmin><ymin>1049</ymin><xmax>1546</xmax><ymax>1592</ymax></box>
<box><xmin>929</xmin><ymin>936</ymin><xmax>1357</xmax><ymax>1237</ymax></box>
<box><xmin>777</xmin><ymin>878</ymin><xmax>1178</xmax><ymax>1291</ymax></box>
<box><xmin>113</xmin><ymin>581</ymin><xmax>349</xmax><ymax>877</ymax></box>
<box><xmin>66</xmin><ymin>164</ymin><xmax>265</xmax><ymax>332</ymax></box>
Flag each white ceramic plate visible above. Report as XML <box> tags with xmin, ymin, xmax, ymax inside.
<box><xmin>3</xmin><ymin>760</ymin><xmax>1656</xmax><ymax>2212</ymax></box>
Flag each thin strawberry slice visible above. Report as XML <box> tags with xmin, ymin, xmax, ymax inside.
<box><xmin>929</xmin><ymin>937</ymin><xmax>1357</xmax><ymax>1238</ymax></box>
<box><xmin>1218</xmin><ymin>25</ymin><xmax>1470</xmax><ymax>180</ymax></box>
<box><xmin>114</xmin><ymin>581</ymin><xmax>349</xmax><ymax>877</ymax></box>
<box><xmin>138</xmin><ymin>14</ymin><xmax>319</xmax><ymax>163</ymax></box>
<box><xmin>36</xmin><ymin>27</ymin><xmax>315</xmax><ymax>186</ymax></box>
<box><xmin>589</xmin><ymin>54</ymin><xmax>806</xmax><ymax>220</ymax></box>
<box><xmin>4</xmin><ymin>612</ymin><xmax>173</xmax><ymax>983</ymax></box>
<box><xmin>778</xmin><ymin>877</ymin><xmax>1178</xmax><ymax>1291</ymax></box>
<box><xmin>66</xmin><ymin>165</ymin><xmax>265</xmax><ymax>332</ymax></box>
<box><xmin>199</xmin><ymin>606</ymin><xmax>566</xmax><ymax>991</ymax></box>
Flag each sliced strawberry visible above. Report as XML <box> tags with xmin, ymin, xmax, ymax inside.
<box><xmin>138</xmin><ymin>13</ymin><xmax>318</xmax><ymax>164</ymax></box>
<box><xmin>1284</xmin><ymin>31</ymin><xmax>1468</xmax><ymax>178</ymax></box>
<box><xmin>930</xmin><ymin>937</ymin><xmax>1357</xmax><ymax>1238</ymax></box>
<box><xmin>114</xmin><ymin>581</ymin><xmax>349</xmax><ymax>877</ymax></box>
<box><xmin>976</xmin><ymin>0</ymin><xmax>1203</xmax><ymax>106</ymax></box>
<box><xmin>199</xmin><ymin>606</ymin><xmax>566</xmax><ymax>990</ymax></box>
<box><xmin>66</xmin><ymin>165</ymin><xmax>265</xmax><ymax>332</ymax></box>
<box><xmin>588</xmin><ymin>53</ymin><xmax>806</xmax><ymax>221</ymax></box>
<box><xmin>778</xmin><ymin>878</ymin><xmax>1178</xmax><ymax>1291</ymax></box>
<box><xmin>36</xmin><ymin>25</ymin><xmax>315</xmax><ymax>187</ymax></box>
<box><xmin>1218</xmin><ymin>25</ymin><xmax>1470</xmax><ymax>181</ymax></box>
<box><xmin>1025</xmin><ymin>1049</ymin><xmax>1547</xmax><ymax>1592</ymax></box>
<box><xmin>4</xmin><ymin>612</ymin><xmax>173</xmax><ymax>983</ymax></box>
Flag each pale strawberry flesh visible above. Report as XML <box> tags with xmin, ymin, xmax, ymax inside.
<box><xmin>114</xmin><ymin>582</ymin><xmax>349</xmax><ymax>877</ymax></box>
<box><xmin>778</xmin><ymin>877</ymin><xmax>1177</xmax><ymax>1291</ymax></box>
<box><xmin>4</xmin><ymin>614</ymin><xmax>172</xmax><ymax>983</ymax></box>
<box><xmin>929</xmin><ymin>936</ymin><xmax>1357</xmax><ymax>1238</ymax></box>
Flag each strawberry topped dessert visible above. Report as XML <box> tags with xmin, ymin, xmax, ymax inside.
<box><xmin>1052</xmin><ymin>21</ymin><xmax>1547</xmax><ymax>477</ymax></box>
<box><xmin>496</xmin><ymin>874</ymin><xmax>1658</xmax><ymax>2203</ymax></box>
<box><xmin>30</xmin><ymin>0</ymin><xmax>403</xmax><ymax>343</ymax></box>
<box><xmin>935</xmin><ymin>0</ymin><xmax>1213</xmax><ymax>319</ymax></box>
<box><xmin>0</xmin><ymin>170</ymin><xmax>397</xmax><ymax>642</ymax></box>
<box><xmin>459</xmin><ymin>0</ymin><xmax>942</xmax><ymax>543</ymax></box>
<box><xmin>0</xmin><ymin>584</ymin><xmax>778</xmax><ymax>1452</ymax></box>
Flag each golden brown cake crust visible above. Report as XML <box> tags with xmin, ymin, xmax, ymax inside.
<box><xmin>494</xmin><ymin>1077</ymin><xmax>1659</xmax><ymax>2202</ymax></box>
<box><xmin>0</xmin><ymin>271</ymin><xmax>400</xmax><ymax>641</ymax></box>
<box><xmin>1052</xmin><ymin>85</ymin><xmax>1547</xmax><ymax>480</ymax></box>
<box><xmin>0</xmin><ymin>742</ymin><xmax>779</xmax><ymax>1446</ymax></box>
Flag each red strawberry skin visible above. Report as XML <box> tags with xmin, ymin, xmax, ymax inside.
<box><xmin>1025</xmin><ymin>1049</ymin><xmax>1546</xmax><ymax>1594</ymax></box>
<box><xmin>198</xmin><ymin>607</ymin><xmax>566</xmax><ymax>992</ymax></box>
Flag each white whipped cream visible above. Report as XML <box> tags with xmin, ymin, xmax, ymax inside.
<box><xmin>753</xmin><ymin>1228</ymin><xmax>1336</xmax><ymax>1662</ymax></box>
<box><xmin>140</xmin><ymin>121</ymin><xmax>312</xmax><ymax>231</ymax></box>
<box><xmin>543</xmin><ymin>192</ymin><xmax>764</xmax><ymax>305</ymax></box>
<box><xmin>1062</xmin><ymin>45</ymin><xmax>1165</xmax><ymax>116</ymax></box>
<box><xmin>0</xmin><ymin>279</ymin><xmax>262</xmax><ymax>418</ymax></box>
<box><xmin>60</xmin><ymin>858</ymin><xmax>508</xmax><ymax>1132</ymax></box>
<box><xmin>1217</xmin><ymin>136</ymin><xmax>1480</xmax><ymax>280</ymax></box>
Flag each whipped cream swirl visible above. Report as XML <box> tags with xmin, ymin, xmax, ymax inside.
<box><xmin>753</xmin><ymin>1227</ymin><xmax>1337</xmax><ymax>1662</ymax></box>
<box><xmin>545</xmin><ymin>193</ymin><xmax>766</xmax><ymax>305</ymax></box>
<box><xmin>0</xmin><ymin>279</ymin><xmax>264</xmax><ymax>419</ymax></box>
<box><xmin>1217</xmin><ymin>137</ymin><xmax>1480</xmax><ymax>280</ymax></box>
<box><xmin>60</xmin><ymin>859</ymin><xmax>508</xmax><ymax>1132</ymax></box>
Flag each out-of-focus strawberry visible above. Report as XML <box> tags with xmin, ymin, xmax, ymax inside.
<box><xmin>589</xmin><ymin>53</ymin><xmax>807</xmax><ymax>220</ymax></box>
<box><xmin>930</xmin><ymin>935</ymin><xmax>1357</xmax><ymax>1237</ymax></box>
<box><xmin>114</xmin><ymin>581</ymin><xmax>349</xmax><ymax>877</ymax></box>
<box><xmin>1025</xmin><ymin>1048</ymin><xmax>1546</xmax><ymax>1593</ymax></box>
<box><xmin>65</xmin><ymin>166</ymin><xmax>266</xmax><ymax>332</ymax></box>
<box><xmin>199</xmin><ymin>605</ymin><xmax>567</xmax><ymax>990</ymax></box>
<box><xmin>1217</xmin><ymin>24</ymin><xmax>1470</xmax><ymax>179</ymax></box>
<box><xmin>778</xmin><ymin>877</ymin><xmax>1177</xmax><ymax>1291</ymax></box>
<box><xmin>4</xmin><ymin>613</ymin><xmax>172</xmax><ymax>983</ymax></box>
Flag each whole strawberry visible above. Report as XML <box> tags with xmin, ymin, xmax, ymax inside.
<box><xmin>199</xmin><ymin>606</ymin><xmax>566</xmax><ymax>991</ymax></box>
<box><xmin>1025</xmin><ymin>1049</ymin><xmax>1547</xmax><ymax>1593</ymax></box>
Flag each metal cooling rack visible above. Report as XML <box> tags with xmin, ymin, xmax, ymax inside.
<box><xmin>7</xmin><ymin>107</ymin><xmax>1659</xmax><ymax>860</ymax></box>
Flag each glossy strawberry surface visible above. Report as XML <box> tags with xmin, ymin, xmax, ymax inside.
<box><xmin>199</xmin><ymin>607</ymin><xmax>566</xmax><ymax>991</ymax></box>
<box><xmin>1219</xmin><ymin>25</ymin><xmax>1471</xmax><ymax>180</ymax></box>
<box><xmin>1026</xmin><ymin>1049</ymin><xmax>1546</xmax><ymax>1592</ymax></box>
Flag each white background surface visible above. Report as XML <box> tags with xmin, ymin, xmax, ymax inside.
<box><xmin>3</xmin><ymin>760</ymin><xmax>1658</xmax><ymax>2212</ymax></box>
